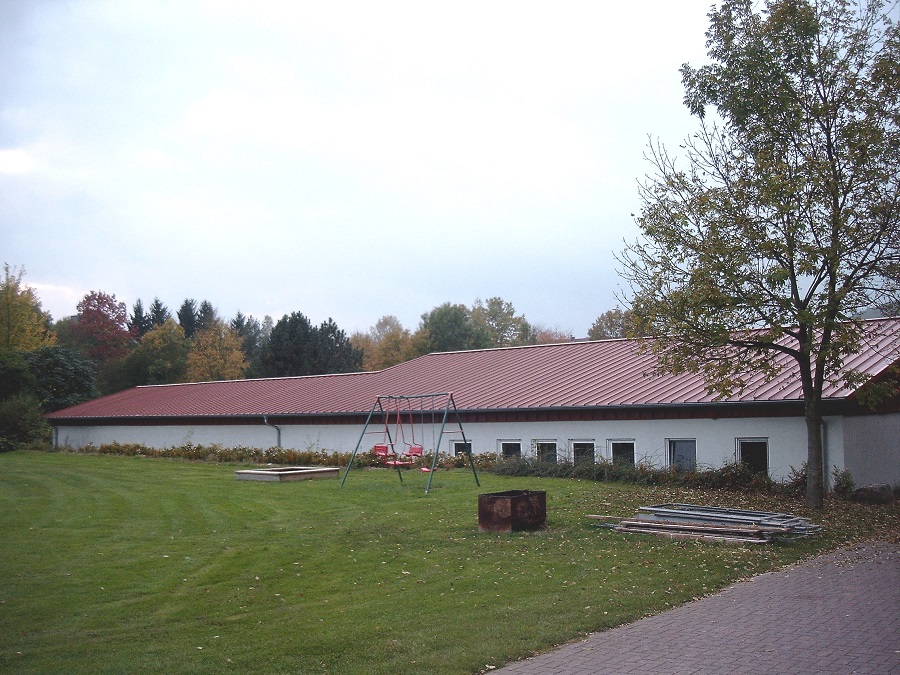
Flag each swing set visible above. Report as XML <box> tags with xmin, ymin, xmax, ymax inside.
<box><xmin>340</xmin><ymin>392</ymin><xmax>480</xmax><ymax>494</ymax></box>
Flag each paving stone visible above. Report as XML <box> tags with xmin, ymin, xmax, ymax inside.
<box><xmin>495</xmin><ymin>541</ymin><xmax>899</xmax><ymax>675</ymax></box>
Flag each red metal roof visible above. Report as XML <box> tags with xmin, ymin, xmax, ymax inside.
<box><xmin>47</xmin><ymin>317</ymin><xmax>900</xmax><ymax>420</ymax></box>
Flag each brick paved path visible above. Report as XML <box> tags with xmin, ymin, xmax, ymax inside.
<box><xmin>495</xmin><ymin>541</ymin><xmax>899</xmax><ymax>675</ymax></box>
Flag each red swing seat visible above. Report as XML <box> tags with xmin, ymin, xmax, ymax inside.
<box><xmin>373</xmin><ymin>443</ymin><xmax>412</xmax><ymax>468</ymax></box>
<box><xmin>402</xmin><ymin>444</ymin><xmax>431</xmax><ymax>472</ymax></box>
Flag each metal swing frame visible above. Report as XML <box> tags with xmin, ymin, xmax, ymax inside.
<box><xmin>340</xmin><ymin>392</ymin><xmax>480</xmax><ymax>494</ymax></box>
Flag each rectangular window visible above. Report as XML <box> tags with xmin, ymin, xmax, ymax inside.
<box><xmin>499</xmin><ymin>440</ymin><xmax>521</xmax><ymax>458</ymax></box>
<box><xmin>571</xmin><ymin>441</ymin><xmax>595</xmax><ymax>464</ymax></box>
<box><xmin>737</xmin><ymin>438</ymin><xmax>768</xmax><ymax>475</ymax></box>
<box><xmin>668</xmin><ymin>439</ymin><xmax>697</xmax><ymax>471</ymax></box>
<box><xmin>609</xmin><ymin>440</ymin><xmax>635</xmax><ymax>466</ymax></box>
<box><xmin>534</xmin><ymin>440</ymin><xmax>557</xmax><ymax>463</ymax></box>
<box><xmin>453</xmin><ymin>441</ymin><xmax>472</xmax><ymax>456</ymax></box>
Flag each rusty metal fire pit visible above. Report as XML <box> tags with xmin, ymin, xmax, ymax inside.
<box><xmin>478</xmin><ymin>490</ymin><xmax>546</xmax><ymax>533</ymax></box>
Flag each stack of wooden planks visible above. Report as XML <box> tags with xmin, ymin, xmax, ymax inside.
<box><xmin>587</xmin><ymin>503</ymin><xmax>821</xmax><ymax>544</ymax></box>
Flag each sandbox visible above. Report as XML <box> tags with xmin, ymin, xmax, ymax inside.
<box><xmin>235</xmin><ymin>466</ymin><xmax>340</xmax><ymax>482</ymax></box>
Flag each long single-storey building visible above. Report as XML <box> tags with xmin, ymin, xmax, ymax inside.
<box><xmin>47</xmin><ymin>318</ymin><xmax>900</xmax><ymax>487</ymax></box>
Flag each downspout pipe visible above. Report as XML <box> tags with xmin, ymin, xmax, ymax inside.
<box><xmin>263</xmin><ymin>415</ymin><xmax>282</xmax><ymax>449</ymax></box>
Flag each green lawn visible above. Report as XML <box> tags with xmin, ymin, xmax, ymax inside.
<box><xmin>1</xmin><ymin>451</ymin><xmax>897</xmax><ymax>674</ymax></box>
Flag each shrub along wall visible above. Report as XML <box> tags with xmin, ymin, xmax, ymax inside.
<box><xmin>491</xmin><ymin>456</ymin><xmax>797</xmax><ymax>495</ymax></box>
<box><xmin>54</xmin><ymin>441</ymin><xmax>500</xmax><ymax>471</ymax></box>
<box><xmin>50</xmin><ymin>442</ymin><xmax>837</xmax><ymax>497</ymax></box>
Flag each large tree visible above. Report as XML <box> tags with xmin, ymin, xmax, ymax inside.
<box><xmin>314</xmin><ymin>318</ymin><xmax>364</xmax><ymax>374</ymax></box>
<box><xmin>258</xmin><ymin>312</ymin><xmax>362</xmax><ymax>377</ymax></box>
<box><xmin>148</xmin><ymin>297</ymin><xmax>172</xmax><ymax>327</ymax></box>
<box><xmin>0</xmin><ymin>264</ymin><xmax>55</xmax><ymax>353</ymax></box>
<box><xmin>0</xmin><ymin>351</ymin><xmax>35</xmax><ymax>401</ymax></box>
<box><xmin>413</xmin><ymin>303</ymin><xmax>493</xmax><ymax>355</ymax></box>
<box><xmin>186</xmin><ymin>322</ymin><xmax>247</xmax><ymax>382</ymax></box>
<box><xmin>587</xmin><ymin>308</ymin><xmax>640</xmax><ymax>340</ymax></box>
<box><xmin>63</xmin><ymin>291</ymin><xmax>133</xmax><ymax>364</ymax></box>
<box><xmin>22</xmin><ymin>346</ymin><xmax>98</xmax><ymax>412</ymax></box>
<box><xmin>177</xmin><ymin>299</ymin><xmax>199</xmax><ymax>339</ymax></box>
<box><xmin>230</xmin><ymin>311</ymin><xmax>264</xmax><ymax>367</ymax></box>
<box><xmin>352</xmin><ymin>315</ymin><xmax>414</xmax><ymax>371</ymax></box>
<box><xmin>196</xmin><ymin>300</ymin><xmax>220</xmax><ymax>333</ymax></box>
<box><xmin>620</xmin><ymin>0</ymin><xmax>900</xmax><ymax>507</ymax></box>
<box><xmin>471</xmin><ymin>297</ymin><xmax>536</xmax><ymax>347</ymax></box>
<box><xmin>128</xmin><ymin>299</ymin><xmax>153</xmax><ymax>338</ymax></box>
<box><xmin>125</xmin><ymin>319</ymin><xmax>191</xmax><ymax>386</ymax></box>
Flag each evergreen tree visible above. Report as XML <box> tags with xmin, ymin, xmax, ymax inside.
<box><xmin>128</xmin><ymin>299</ymin><xmax>152</xmax><ymax>338</ymax></box>
<box><xmin>197</xmin><ymin>300</ymin><xmax>220</xmax><ymax>333</ymax></box>
<box><xmin>258</xmin><ymin>312</ymin><xmax>361</xmax><ymax>377</ymax></box>
<box><xmin>177</xmin><ymin>299</ymin><xmax>199</xmax><ymax>339</ymax></box>
<box><xmin>231</xmin><ymin>311</ymin><xmax>263</xmax><ymax>365</ymax></box>
<box><xmin>258</xmin><ymin>312</ymin><xmax>314</xmax><ymax>376</ymax></box>
<box><xmin>314</xmin><ymin>318</ymin><xmax>363</xmax><ymax>373</ymax></box>
<box><xmin>148</xmin><ymin>297</ymin><xmax>171</xmax><ymax>326</ymax></box>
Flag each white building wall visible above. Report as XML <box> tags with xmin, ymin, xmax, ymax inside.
<box><xmin>842</xmin><ymin>412</ymin><xmax>900</xmax><ymax>487</ymax></box>
<box><xmin>822</xmin><ymin>416</ymin><xmax>845</xmax><ymax>487</ymax></box>
<box><xmin>451</xmin><ymin>417</ymin><xmax>810</xmax><ymax>481</ymax></box>
<box><xmin>54</xmin><ymin>413</ymin><xmax>818</xmax><ymax>481</ymax></box>
<box><xmin>53</xmin><ymin>423</ymin><xmax>353</xmax><ymax>453</ymax></box>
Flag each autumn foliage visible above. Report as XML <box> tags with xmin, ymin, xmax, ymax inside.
<box><xmin>68</xmin><ymin>291</ymin><xmax>134</xmax><ymax>363</ymax></box>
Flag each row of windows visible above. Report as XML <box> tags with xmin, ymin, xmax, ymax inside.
<box><xmin>453</xmin><ymin>438</ymin><xmax>769</xmax><ymax>473</ymax></box>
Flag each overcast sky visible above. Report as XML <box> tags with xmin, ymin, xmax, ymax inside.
<box><xmin>2</xmin><ymin>0</ymin><xmax>714</xmax><ymax>337</ymax></box>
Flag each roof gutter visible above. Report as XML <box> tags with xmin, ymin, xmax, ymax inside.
<box><xmin>262</xmin><ymin>415</ymin><xmax>282</xmax><ymax>448</ymax></box>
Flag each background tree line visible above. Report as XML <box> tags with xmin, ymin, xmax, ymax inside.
<box><xmin>347</xmin><ymin>297</ymin><xmax>607</xmax><ymax>371</ymax></box>
<box><xmin>1</xmin><ymin>263</ymin><xmax>626</xmax><ymax>449</ymax></box>
<box><xmin>348</xmin><ymin>301</ymin><xmax>643</xmax><ymax>372</ymax></box>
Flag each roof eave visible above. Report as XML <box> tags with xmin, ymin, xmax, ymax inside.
<box><xmin>49</xmin><ymin>397</ymin><xmax>853</xmax><ymax>425</ymax></box>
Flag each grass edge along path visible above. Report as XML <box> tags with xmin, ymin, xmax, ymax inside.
<box><xmin>1</xmin><ymin>450</ymin><xmax>897</xmax><ymax>674</ymax></box>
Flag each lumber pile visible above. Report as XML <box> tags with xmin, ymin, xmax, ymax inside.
<box><xmin>586</xmin><ymin>503</ymin><xmax>821</xmax><ymax>544</ymax></box>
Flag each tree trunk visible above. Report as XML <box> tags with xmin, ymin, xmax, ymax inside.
<box><xmin>804</xmin><ymin>393</ymin><xmax>825</xmax><ymax>509</ymax></box>
<box><xmin>797</xmin><ymin>343</ymin><xmax>826</xmax><ymax>510</ymax></box>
